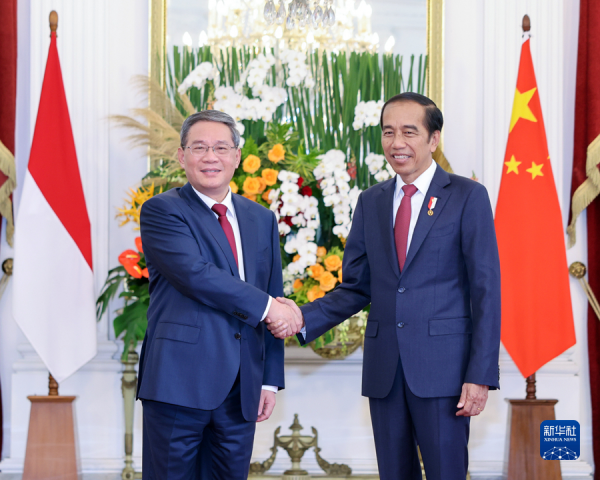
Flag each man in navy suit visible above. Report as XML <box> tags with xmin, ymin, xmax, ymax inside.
<box><xmin>138</xmin><ymin>110</ymin><xmax>301</xmax><ymax>479</ymax></box>
<box><xmin>269</xmin><ymin>93</ymin><xmax>501</xmax><ymax>480</ymax></box>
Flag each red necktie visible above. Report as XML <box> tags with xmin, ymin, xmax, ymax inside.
<box><xmin>394</xmin><ymin>184</ymin><xmax>418</xmax><ymax>272</ymax></box>
<box><xmin>211</xmin><ymin>204</ymin><xmax>238</xmax><ymax>267</ymax></box>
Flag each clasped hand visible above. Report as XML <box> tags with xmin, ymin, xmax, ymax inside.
<box><xmin>264</xmin><ymin>297</ymin><xmax>304</xmax><ymax>339</ymax></box>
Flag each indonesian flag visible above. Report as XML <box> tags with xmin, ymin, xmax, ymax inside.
<box><xmin>13</xmin><ymin>28</ymin><xmax>96</xmax><ymax>382</ymax></box>
<box><xmin>495</xmin><ymin>35</ymin><xmax>576</xmax><ymax>378</ymax></box>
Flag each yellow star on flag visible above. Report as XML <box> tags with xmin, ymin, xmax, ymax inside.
<box><xmin>510</xmin><ymin>87</ymin><xmax>538</xmax><ymax>132</ymax></box>
<box><xmin>505</xmin><ymin>155</ymin><xmax>521</xmax><ymax>174</ymax></box>
<box><xmin>526</xmin><ymin>161</ymin><xmax>544</xmax><ymax>180</ymax></box>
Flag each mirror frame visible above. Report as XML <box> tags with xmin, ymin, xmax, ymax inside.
<box><xmin>147</xmin><ymin>0</ymin><xmax>448</xmax><ymax>169</ymax></box>
<box><xmin>149</xmin><ymin>0</ymin><xmax>443</xmax><ymax>106</ymax></box>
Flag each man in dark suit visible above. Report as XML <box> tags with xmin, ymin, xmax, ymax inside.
<box><xmin>269</xmin><ymin>93</ymin><xmax>501</xmax><ymax>480</ymax></box>
<box><xmin>137</xmin><ymin>110</ymin><xmax>300</xmax><ymax>479</ymax></box>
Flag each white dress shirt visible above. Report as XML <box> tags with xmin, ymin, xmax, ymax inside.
<box><xmin>192</xmin><ymin>186</ymin><xmax>276</xmax><ymax>394</ymax></box>
<box><xmin>392</xmin><ymin>159</ymin><xmax>437</xmax><ymax>253</ymax></box>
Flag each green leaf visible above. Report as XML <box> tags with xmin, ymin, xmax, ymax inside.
<box><xmin>241</xmin><ymin>136</ymin><xmax>260</xmax><ymax>158</ymax></box>
<box><xmin>114</xmin><ymin>300</ymin><xmax>149</xmax><ymax>342</ymax></box>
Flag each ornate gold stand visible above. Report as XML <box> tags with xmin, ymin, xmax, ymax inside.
<box><xmin>250</xmin><ymin>415</ymin><xmax>352</xmax><ymax>479</ymax></box>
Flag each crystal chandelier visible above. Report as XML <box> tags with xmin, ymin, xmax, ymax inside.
<box><xmin>205</xmin><ymin>0</ymin><xmax>377</xmax><ymax>52</ymax></box>
<box><xmin>263</xmin><ymin>0</ymin><xmax>336</xmax><ymax>30</ymax></box>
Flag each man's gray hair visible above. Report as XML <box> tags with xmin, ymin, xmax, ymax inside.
<box><xmin>180</xmin><ymin>110</ymin><xmax>241</xmax><ymax>148</ymax></box>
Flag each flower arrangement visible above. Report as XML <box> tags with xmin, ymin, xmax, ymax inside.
<box><xmin>102</xmin><ymin>43</ymin><xmax>435</xmax><ymax>358</ymax></box>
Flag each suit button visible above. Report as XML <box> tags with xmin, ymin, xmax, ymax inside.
<box><xmin>234</xmin><ymin>333</ymin><xmax>241</xmax><ymax>340</ymax></box>
<box><xmin>398</xmin><ymin>287</ymin><xmax>406</xmax><ymax>293</ymax></box>
<box><xmin>397</xmin><ymin>322</ymin><xmax>405</xmax><ymax>328</ymax></box>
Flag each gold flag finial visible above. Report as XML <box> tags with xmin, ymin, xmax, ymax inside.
<box><xmin>49</xmin><ymin>11</ymin><xmax>58</xmax><ymax>33</ymax></box>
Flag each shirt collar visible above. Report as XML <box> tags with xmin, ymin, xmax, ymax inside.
<box><xmin>394</xmin><ymin>160</ymin><xmax>438</xmax><ymax>198</ymax></box>
<box><xmin>191</xmin><ymin>186</ymin><xmax>236</xmax><ymax>217</ymax></box>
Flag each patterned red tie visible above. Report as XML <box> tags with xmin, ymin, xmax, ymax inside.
<box><xmin>394</xmin><ymin>184</ymin><xmax>418</xmax><ymax>272</ymax></box>
<box><xmin>211</xmin><ymin>204</ymin><xmax>238</xmax><ymax>267</ymax></box>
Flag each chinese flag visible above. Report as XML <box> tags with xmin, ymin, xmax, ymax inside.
<box><xmin>495</xmin><ymin>36</ymin><xmax>576</xmax><ymax>378</ymax></box>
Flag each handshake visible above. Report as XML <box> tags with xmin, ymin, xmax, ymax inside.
<box><xmin>264</xmin><ymin>297</ymin><xmax>304</xmax><ymax>339</ymax></box>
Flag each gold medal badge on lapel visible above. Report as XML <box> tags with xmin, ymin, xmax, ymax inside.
<box><xmin>427</xmin><ymin>197</ymin><xmax>438</xmax><ymax>216</ymax></box>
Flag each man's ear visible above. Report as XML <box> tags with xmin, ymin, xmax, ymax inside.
<box><xmin>429</xmin><ymin>130</ymin><xmax>441</xmax><ymax>153</ymax></box>
<box><xmin>177</xmin><ymin>147</ymin><xmax>185</xmax><ymax>168</ymax></box>
<box><xmin>235</xmin><ymin>148</ymin><xmax>242</xmax><ymax>169</ymax></box>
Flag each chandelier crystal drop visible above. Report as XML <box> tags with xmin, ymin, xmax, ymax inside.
<box><xmin>264</xmin><ymin>0</ymin><xmax>276</xmax><ymax>23</ymax></box>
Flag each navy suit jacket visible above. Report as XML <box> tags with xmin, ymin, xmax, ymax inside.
<box><xmin>137</xmin><ymin>183</ymin><xmax>285</xmax><ymax>421</ymax></box>
<box><xmin>300</xmin><ymin>165</ymin><xmax>501</xmax><ymax>399</ymax></box>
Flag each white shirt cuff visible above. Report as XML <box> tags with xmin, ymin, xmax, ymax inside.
<box><xmin>261</xmin><ymin>385</ymin><xmax>278</xmax><ymax>393</ymax></box>
<box><xmin>260</xmin><ymin>296</ymin><xmax>273</xmax><ymax>322</ymax></box>
<box><xmin>300</xmin><ymin>326</ymin><xmax>306</xmax><ymax>340</ymax></box>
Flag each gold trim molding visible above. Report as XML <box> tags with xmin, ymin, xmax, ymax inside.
<box><xmin>427</xmin><ymin>0</ymin><xmax>444</xmax><ymax>113</ymax></box>
<box><xmin>149</xmin><ymin>0</ymin><xmax>166</xmax><ymax>88</ymax></box>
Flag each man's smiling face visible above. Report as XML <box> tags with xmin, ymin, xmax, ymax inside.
<box><xmin>177</xmin><ymin>121</ymin><xmax>241</xmax><ymax>202</ymax></box>
<box><xmin>381</xmin><ymin>101</ymin><xmax>440</xmax><ymax>184</ymax></box>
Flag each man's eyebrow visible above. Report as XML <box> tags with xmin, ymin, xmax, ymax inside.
<box><xmin>381</xmin><ymin>124</ymin><xmax>420</xmax><ymax>131</ymax></box>
<box><xmin>189</xmin><ymin>140</ymin><xmax>229</xmax><ymax>145</ymax></box>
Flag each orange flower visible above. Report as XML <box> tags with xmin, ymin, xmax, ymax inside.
<box><xmin>316</xmin><ymin>246</ymin><xmax>327</xmax><ymax>258</ymax></box>
<box><xmin>230</xmin><ymin>181</ymin><xmax>239</xmax><ymax>194</ymax></box>
<box><xmin>243</xmin><ymin>177</ymin><xmax>262</xmax><ymax>194</ymax></box>
<box><xmin>256</xmin><ymin>177</ymin><xmax>267</xmax><ymax>193</ymax></box>
<box><xmin>324</xmin><ymin>254</ymin><xmax>342</xmax><ymax>272</ymax></box>
<box><xmin>293</xmin><ymin>279</ymin><xmax>303</xmax><ymax>291</ymax></box>
<box><xmin>135</xmin><ymin>237</ymin><xmax>144</xmax><ymax>253</ymax></box>
<box><xmin>123</xmin><ymin>262</ymin><xmax>143</xmax><ymax>279</ymax></box>
<box><xmin>293</xmin><ymin>254</ymin><xmax>301</xmax><ymax>262</ymax></box>
<box><xmin>242</xmin><ymin>193</ymin><xmax>257</xmax><ymax>202</ymax></box>
<box><xmin>338</xmin><ymin>268</ymin><xmax>343</xmax><ymax>282</ymax></box>
<box><xmin>141</xmin><ymin>268</ymin><xmax>149</xmax><ymax>278</ymax></box>
<box><xmin>319</xmin><ymin>271</ymin><xmax>337</xmax><ymax>292</ymax></box>
<box><xmin>307</xmin><ymin>285</ymin><xmax>326</xmax><ymax>302</ymax></box>
<box><xmin>307</xmin><ymin>263</ymin><xmax>325</xmax><ymax>280</ymax></box>
<box><xmin>268</xmin><ymin>144</ymin><xmax>286</xmax><ymax>163</ymax></box>
<box><xmin>119</xmin><ymin>249</ymin><xmax>140</xmax><ymax>266</ymax></box>
<box><xmin>262</xmin><ymin>189</ymin><xmax>273</xmax><ymax>204</ymax></box>
<box><xmin>242</xmin><ymin>154</ymin><xmax>261</xmax><ymax>173</ymax></box>
<box><xmin>262</xmin><ymin>168</ymin><xmax>279</xmax><ymax>186</ymax></box>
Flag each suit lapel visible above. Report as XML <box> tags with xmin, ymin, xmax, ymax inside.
<box><xmin>232</xmin><ymin>194</ymin><xmax>258</xmax><ymax>286</ymax></box>
<box><xmin>401</xmin><ymin>165</ymin><xmax>452</xmax><ymax>275</ymax></box>
<box><xmin>178</xmin><ymin>183</ymin><xmax>240</xmax><ymax>278</ymax></box>
<box><xmin>375</xmin><ymin>179</ymin><xmax>401</xmax><ymax>278</ymax></box>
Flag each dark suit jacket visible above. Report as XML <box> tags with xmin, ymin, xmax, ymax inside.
<box><xmin>300</xmin><ymin>165</ymin><xmax>501</xmax><ymax>399</ymax></box>
<box><xmin>137</xmin><ymin>183</ymin><xmax>284</xmax><ymax>421</ymax></box>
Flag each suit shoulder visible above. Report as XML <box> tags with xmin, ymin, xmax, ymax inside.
<box><xmin>448</xmin><ymin>173</ymin><xmax>489</xmax><ymax>197</ymax></box>
<box><xmin>360</xmin><ymin>178</ymin><xmax>394</xmax><ymax>200</ymax></box>
<box><xmin>234</xmin><ymin>193</ymin><xmax>275</xmax><ymax>219</ymax></box>
<box><xmin>141</xmin><ymin>188</ymin><xmax>183</xmax><ymax>212</ymax></box>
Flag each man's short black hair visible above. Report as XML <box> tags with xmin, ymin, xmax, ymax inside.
<box><xmin>379</xmin><ymin>92</ymin><xmax>444</xmax><ymax>139</ymax></box>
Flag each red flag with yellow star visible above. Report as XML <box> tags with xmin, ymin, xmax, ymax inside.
<box><xmin>495</xmin><ymin>36</ymin><xmax>576</xmax><ymax>378</ymax></box>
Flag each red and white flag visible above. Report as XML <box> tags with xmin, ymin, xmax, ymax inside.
<box><xmin>13</xmin><ymin>26</ymin><xmax>96</xmax><ymax>382</ymax></box>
